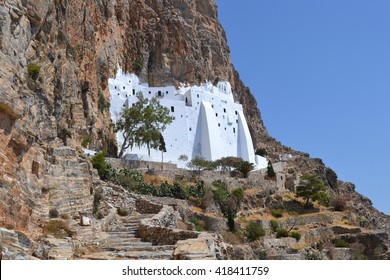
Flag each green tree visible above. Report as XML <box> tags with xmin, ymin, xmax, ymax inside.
<box><xmin>159</xmin><ymin>133</ymin><xmax>166</xmax><ymax>170</ymax></box>
<box><xmin>186</xmin><ymin>156</ymin><xmax>215</xmax><ymax>174</ymax></box>
<box><xmin>296</xmin><ymin>174</ymin><xmax>329</xmax><ymax>208</ymax></box>
<box><xmin>267</xmin><ymin>160</ymin><xmax>276</xmax><ymax>178</ymax></box>
<box><xmin>212</xmin><ymin>180</ymin><xmax>242</xmax><ymax>232</ymax></box>
<box><xmin>116</xmin><ymin>93</ymin><xmax>173</xmax><ymax>158</ymax></box>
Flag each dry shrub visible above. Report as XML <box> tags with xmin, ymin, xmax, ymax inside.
<box><xmin>201</xmin><ymin>191</ymin><xmax>214</xmax><ymax>210</ymax></box>
<box><xmin>331</xmin><ymin>198</ymin><xmax>347</xmax><ymax>212</ymax></box>
<box><xmin>144</xmin><ymin>174</ymin><xmax>173</xmax><ymax>186</ymax></box>
<box><xmin>222</xmin><ymin>230</ymin><xmax>244</xmax><ymax>245</ymax></box>
<box><xmin>43</xmin><ymin>220</ymin><xmax>73</xmax><ymax>238</ymax></box>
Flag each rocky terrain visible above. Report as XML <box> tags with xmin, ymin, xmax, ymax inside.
<box><xmin>0</xmin><ymin>0</ymin><xmax>389</xmax><ymax>260</ymax></box>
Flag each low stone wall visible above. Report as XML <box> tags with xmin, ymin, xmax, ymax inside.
<box><xmin>139</xmin><ymin>205</ymin><xmax>199</xmax><ymax>245</ymax></box>
<box><xmin>135</xmin><ymin>198</ymin><xmax>163</xmax><ymax>214</ymax></box>
<box><xmin>106</xmin><ymin>158</ymin><xmax>177</xmax><ymax>171</ymax></box>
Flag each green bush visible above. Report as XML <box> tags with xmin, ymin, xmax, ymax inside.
<box><xmin>255</xmin><ymin>148</ymin><xmax>268</xmax><ymax>157</ymax></box>
<box><xmin>189</xmin><ymin>217</ymin><xmax>205</xmax><ymax>232</ymax></box>
<box><xmin>271</xmin><ymin>208</ymin><xmax>284</xmax><ymax>218</ymax></box>
<box><xmin>270</xmin><ymin>220</ymin><xmax>280</xmax><ymax>232</ymax></box>
<box><xmin>117</xmin><ymin>208</ymin><xmax>129</xmax><ymax>216</ymax></box>
<box><xmin>93</xmin><ymin>190</ymin><xmax>103</xmax><ymax>214</ymax></box>
<box><xmin>245</xmin><ymin>221</ymin><xmax>265</xmax><ymax>241</ymax></box>
<box><xmin>211</xmin><ymin>180</ymin><xmax>239</xmax><ymax>232</ymax></box>
<box><xmin>27</xmin><ymin>63</ymin><xmax>40</xmax><ymax>81</ymax></box>
<box><xmin>236</xmin><ymin>160</ymin><xmax>254</xmax><ymax>178</ymax></box>
<box><xmin>334</xmin><ymin>238</ymin><xmax>350</xmax><ymax>248</ymax></box>
<box><xmin>133</xmin><ymin>60</ymin><xmax>143</xmax><ymax>71</ymax></box>
<box><xmin>290</xmin><ymin>231</ymin><xmax>301</xmax><ymax>241</ymax></box>
<box><xmin>305</xmin><ymin>252</ymin><xmax>322</xmax><ymax>260</ymax></box>
<box><xmin>81</xmin><ymin>134</ymin><xmax>92</xmax><ymax>148</ymax></box>
<box><xmin>212</xmin><ymin>180</ymin><xmax>229</xmax><ymax>204</ymax></box>
<box><xmin>188</xmin><ymin>181</ymin><xmax>206</xmax><ymax>198</ymax></box>
<box><xmin>157</xmin><ymin>182</ymin><xmax>187</xmax><ymax>199</ymax></box>
<box><xmin>91</xmin><ymin>152</ymin><xmax>108</xmax><ymax>180</ymax></box>
<box><xmin>276</xmin><ymin>229</ymin><xmax>289</xmax><ymax>238</ymax></box>
<box><xmin>98</xmin><ymin>91</ymin><xmax>109</xmax><ymax>113</ymax></box>
<box><xmin>232</xmin><ymin>188</ymin><xmax>244</xmax><ymax>200</ymax></box>
<box><xmin>49</xmin><ymin>208</ymin><xmax>59</xmax><ymax>218</ymax></box>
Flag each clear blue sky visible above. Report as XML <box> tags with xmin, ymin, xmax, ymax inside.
<box><xmin>217</xmin><ymin>0</ymin><xmax>390</xmax><ymax>215</ymax></box>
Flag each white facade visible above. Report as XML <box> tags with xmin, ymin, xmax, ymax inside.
<box><xmin>109</xmin><ymin>68</ymin><xmax>267</xmax><ymax>169</ymax></box>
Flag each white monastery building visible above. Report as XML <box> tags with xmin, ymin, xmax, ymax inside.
<box><xmin>109</xmin><ymin>68</ymin><xmax>267</xmax><ymax>169</ymax></box>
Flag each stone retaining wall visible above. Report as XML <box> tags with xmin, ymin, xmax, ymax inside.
<box><xmin>138</xmin><ymin>205</ymin><xmax>199</xmax><ymax>245</ymax></box>
<box><xmin>135</xmin><ymin>198</ymin><xmax>163</xmax><ymax>214</ymax></box>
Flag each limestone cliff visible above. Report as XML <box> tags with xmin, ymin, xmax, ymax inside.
<box><xmin>0</xmin><ymin>0</ymin><xmax>267</xmax><ymax>224</ymax></box>
<box><xmin>0</xmin><ymin>0</ymin><xmax>389</xmax><ymax>259</ymax></box>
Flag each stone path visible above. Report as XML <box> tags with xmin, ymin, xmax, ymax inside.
<box><xmin>81</xmin><ymin>213</ymin><xmax>175</xmax><ymax>260</ymax></box>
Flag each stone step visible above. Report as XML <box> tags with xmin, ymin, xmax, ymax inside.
<box><xmin>103</xmin><ymin>241</ymin><xmax>153</xmax><ymax>251</ymax></box>
<box><xmin>105</xmin><ymin>228</ymin><xmax>138</xmax><ymax>233</ymax></box>
<box><xmin>82</xmin><ymin>250</ymin><xmax>173</xmax><ymax>260</ymax></box>
<box><xmin>106</xmin><ymin>232</ymin><xmax>137</xmax><ymax>238</ymax></box>
<box><xmin>103</xmin><ymin>244</ymin><xmax>175</xmax><ymax>253</ymax></box>
<box><xmin>108</xmin><ymin>239</ymin><xmax>143</xmax><ymax>245</ymax></box>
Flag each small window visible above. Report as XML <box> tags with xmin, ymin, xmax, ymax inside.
<box><xmin>225</xmin><ymin>127</ymin><xmax>226</xmax><ymax>130</ymax></box>
<box><xmin>123</xmin><ymin>86</ymin><xmax>125</xmax><ymax>90</ymax></box>
<box><xmin>216</xmin><ymin>113</ymin><xmax>218</xmax><ymax>117</ymax></box>
<box><xmin>171</xmin><ymin>106</ymin><xmax>174</xmax><ymax>112</ymax></box>
<box><xmin>236</xmin><ymin>119</ymin><xmax>238</xmax><ymax>123</ymax></box>
<box><xmin>126</xmin><ymin>94</ymin><xmax>128</xmax><ymax>97</ymax></box>
<box><xmin>211</xmin><ymin>105</ymin><xmax>214</xmax><ymax>108</ymax></box>
<box><xmin>173</xmin><ymin>117</ymin><xmax>176</xmax><ymax>120</ymax></box>
<box><xmin>132</xmin><ymin>89</ymin><xmax>135</xmax><ymax>95</ymax></box>
<box><xmin>166</xmin><ymin>91</ymin><xmax>168</xmax><ymax>94</ymax></box>
<box><xmin>158</xmin><ymin>91</ymin><xmax>162</xmax><ymax>96</ymax></box>
<box><xmin>197</xmin><ymin>94</ymin><xmax>199</xmax><ymax>98</ymax></box>
<box><xmin>218</xmin><ymin>123</ymin><xmax>220</xmax><ymax>127</ymax></box>
<box><xmin>181</xmin><ymin>115</ymin><xmax>183</xmax><ymax>118</ymax></box>
<box><xmin>223</xmin><ymin>108</ymin><xmax>226</xmax><ymax>113</ymax></box>
<box><xmin>129</xmin><ymin>80</ymin><xmax>131</xmax><ymax>83</ymax></box>
<box><xmin>117</xmin><ymin>93</ymin><xmax>120</xmax><ymax>96</ymax></box>
<box><xmin>149</xmin><ymin>91</ymin><xmax>151</xmax><ymax>94</ymax></box>
<box><xmin>114</xmin><ymin>86</ymin><xmax>117</xmax><ymax>89</ymax></box>
<box><xmin>189</xmin><ymin>127</ymin><xmax>192</xmax><ymax>131</ymax></box>
<box><xmin>197</xmin><ymin>102</ymin><xmax>199</xmax><ymax>104</ymax></box>
<box><xmin>233</xmin><ymin>128</ymin><xmax>236</xmax><ymax>133</ymax></box>
<box><xmin>235</xmin><ymin>111</ymin><xmax>238</xmax><ymax>115</ymax></box>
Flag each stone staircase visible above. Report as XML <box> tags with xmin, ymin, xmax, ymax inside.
<box><xmin>81</xmin><ymin>213</ymin><xmax>175</xmax><ymax>260</ymax></box>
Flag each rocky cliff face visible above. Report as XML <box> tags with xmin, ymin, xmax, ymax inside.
<box><xmin>0</xmin><ymin>0</ymin><xmax>266</xmax><ymax>241</ymax></box>
<box><xmin>0</xmin><ymin>0</ymin><xmax>389</xmax><ymax>259</ymax></box>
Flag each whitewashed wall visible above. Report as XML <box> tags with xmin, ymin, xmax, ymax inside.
<box><xmin>109</xmin><ymin>69</ymin><xmax>267</xmax><ymax>169</ymax></box>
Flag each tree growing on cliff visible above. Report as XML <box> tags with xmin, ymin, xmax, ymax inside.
<box><xmin>116</xmin><ymin>93</ymin><xmax>173</xmax><ymax>158</ymax></box>
<box><xmin>296</xmin><ymin>174</ymin><xmax>329</xmax><ymax>208</ymax></box>
<box><xmin>159</xmin><ymin>133</ymin><xmax>166</xmax><ymax>170</ymax></box>
<box><xmin>267</xmin><ymin>160</ymin><xmax>276</xmax><ymax>178</ymax></box>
